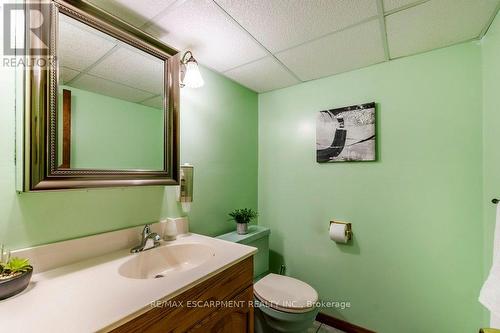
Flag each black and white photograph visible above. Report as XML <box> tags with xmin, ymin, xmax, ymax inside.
<box><xmin>316</xmin><ymin>102</ymin><xmax>376</xmax><ymax>163</ymax></box>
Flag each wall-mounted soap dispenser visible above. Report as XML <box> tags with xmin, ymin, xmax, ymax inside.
<box><xmin>179</xmin><ymin>164</ymin><xmax>194</xmax><ymax>212</ymax></box>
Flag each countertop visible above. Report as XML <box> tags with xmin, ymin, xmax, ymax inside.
<box><xmin>0</xmin><ymin>233</ymin><xmax>257</xmax><ymax>332</ymax></box>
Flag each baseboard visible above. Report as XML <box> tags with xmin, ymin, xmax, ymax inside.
<box><xmin>316</xmin><ymin>312</ymin><xmax>376</xmax><ymax>333</ymax></box>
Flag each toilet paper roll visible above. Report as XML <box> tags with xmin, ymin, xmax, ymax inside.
<box><xmin>329</xmin><ymin>223</ymin><xmax>349</xmax><ymax>243</ymax></box>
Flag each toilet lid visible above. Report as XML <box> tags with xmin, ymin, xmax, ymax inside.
<box><xmin>254</xmin><ymin>274</ymin><xmax>318</xmax><ymax>313</ymax></box>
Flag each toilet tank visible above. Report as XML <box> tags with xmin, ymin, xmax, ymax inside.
<box><xmin>217</xmin><ymin>225</ymin><xmax>270</xmax><ymax>279</ymax></box>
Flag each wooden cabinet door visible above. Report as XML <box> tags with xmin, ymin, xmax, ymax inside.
<box><xmin>187</xmin><ymin>287</ymin><xmax>254</xmax><ymax>333</ymax></box>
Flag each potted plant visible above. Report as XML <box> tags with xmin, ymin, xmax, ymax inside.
<box><xmin>228</xmin><ymin>208</ymin><xmax>258</xmax><ymax>235</ymax></box>
<box><xmin>0</xmin><ymin>252</ymin><xmax>33</xmax><ymax>300</ymax></box>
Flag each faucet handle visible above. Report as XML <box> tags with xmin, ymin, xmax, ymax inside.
<box><xmin>153</xmin><ymin>233</ymin><xmax>161</xmax><ymax>244</ymax></box>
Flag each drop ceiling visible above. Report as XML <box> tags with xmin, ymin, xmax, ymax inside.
<box><xmin>85</xmin><ymin>0</ymin><xmax>500</xmax><ymax>93</ymax></box>
<box><xmin>59</xmin><ymin>13</ymin><xmax>164</xmax><ymax>108</ymax></box>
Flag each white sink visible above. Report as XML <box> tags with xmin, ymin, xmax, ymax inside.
<box><xmin>0</xmin><ymin>233</ymin><xmax>257</xmax><ymax>332</ymax></box>
<box><xmin>118</xmin><ymin>242</ymin><xmax>216</xmax><ymax>279</ymax></box>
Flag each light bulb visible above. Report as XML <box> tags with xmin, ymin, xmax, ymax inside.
<box><xmin>182</xmin><ymin>61</ymin><xmax>204</xmax><ymax>88</ymax></box>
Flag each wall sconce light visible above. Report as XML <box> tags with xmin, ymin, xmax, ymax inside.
<box><xmin>180</xmin><ymin>51</ymin><xmax>204</xmax><ymax>88</ymax></box>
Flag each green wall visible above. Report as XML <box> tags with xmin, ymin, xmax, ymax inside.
<box><xmin>482</xmin><ymin>11</ymin><xmax>500</xmax><ymax>269</ymax></box>
<box><xmin>482</xmin><ymin>10</ymin><xmax>500</xmax><ymax>325</ymax></box>
<box><xmin>58</xmin><ymin>86</ymin><xmax>164</xmax><ymax>170</ymax></box>
<box><xmin>0</xmin><ymin>62</ymin><xmax>258</xmax><ymax>248</ymax></box>
<box><xmin>259</xmin><ymin>42</ymin><xmax>484</xmax><ymax>332</ymax></box>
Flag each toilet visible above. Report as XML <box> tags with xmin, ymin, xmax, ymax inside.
<box><xmin>217</xmin><ymin>226</ymin><xmax>319</xmax><ymax>333</ymax></box>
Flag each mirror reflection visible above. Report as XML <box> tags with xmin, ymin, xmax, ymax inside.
<box><xmin>57</xmin><ymin>13</ymin><xmax>165</xmax><ymax>171</ymax></box>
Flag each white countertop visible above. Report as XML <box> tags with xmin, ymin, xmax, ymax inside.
<box><xmin>0</xmin><ymin>233</ymin><xmax>256</xmax><ymax>332</ymax></box>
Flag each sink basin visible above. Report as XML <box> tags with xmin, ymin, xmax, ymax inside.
<box><xmin>119</xmin><ymin>243</ymin><xmax>216</xmax><ymax>279</ymax></box>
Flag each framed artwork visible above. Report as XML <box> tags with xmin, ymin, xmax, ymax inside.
<box><xmin>316</xmin><ymin>102</ymin><xmax>376</xmax><ymax>163</ymax></box>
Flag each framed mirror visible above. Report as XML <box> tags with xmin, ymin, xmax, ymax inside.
<box><xmin>23</xmin><ymin>0</ymin><xmax>180</xmax><ymax>191</ymax></box>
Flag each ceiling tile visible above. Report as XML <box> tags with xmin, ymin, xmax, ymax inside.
<box><xmin>215</xmin><ymin>0</ymin><xmax>378</xmax><ymax>53</ymax></box>
<box><xmin>383</xmin><ymin>0</ymin><xmax>423</xmax><ymax>12</ymax></box>
<box><xmin>58</xmin><ymin>14</ymin><xmax>116</xmax><ymax>71</ymax></box>
<box><xmin>60</xmin><ymin>67</ymin><xmax>80</xmax><ymax>84</ymax></box>
<box><xmin>146</xmin><ymin>0</ymin><xmax>267</xmax><ymax>72</ymax></box>
<box><xmin>89</xmin><ymin>46</ymin><xmax>164</xmax><ymax>95</ymax></box>
<box><xmin>386</xmin><ymin>0</ymin><xmax>499</xmax><ymax>58</ymax></box>
<box><xmin>71</xmin><ymin>74</ymin><xmax>154</xmax><ymax>103</ymax></box>
<box><xmin>85</xmin><ymin>0</ymin><xmax>177</xmax><ymax>27</ymax></box>
<box><xmin>276</xmin><ymin>19</ymin><xmax>385</xmax><ymax>81</ymax></box>
<box><xmin>223</xmin><ymin>57</ymin><xmax>300</xmax><ymax>93</ymax></box>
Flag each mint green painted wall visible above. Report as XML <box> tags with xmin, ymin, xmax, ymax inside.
<box><xmin>259</xmin><ymin>42</ymin><xmax>483</xmax><ymax>332</ymax></box>
<box><xmin>0</xmin><ymin>62</ymin><xmax>258</xmax><ymax>248</ymax></box>
<box><xmin>482</xmin><ymin>10</ymin><xmax>500</xmax><ymax>324</ymax></box>
<box><xmin>57</xmin><ymin>86</ymin><xmax>164</xmax><ymax>170</ymax></box>
<box><xmin>482</xmin><ymin>11</ymin><xmax>500</xmax><ymax>265</ymax></box>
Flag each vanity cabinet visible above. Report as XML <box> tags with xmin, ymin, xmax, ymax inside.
<box><xmin>111</xmin><ymin>257</ymin><xmax>254</xmax><ymax>333</ymax></box>
<box><xmin>187</xmin><ymin>287</ymin><xmax>254</xmax><ymax>333</ymax></box>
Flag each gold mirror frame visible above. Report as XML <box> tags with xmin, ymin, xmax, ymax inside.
<box><xmin>24</xmin><ymin>0</ymin><xmax>180</xmax><ymax>191</ymax></box>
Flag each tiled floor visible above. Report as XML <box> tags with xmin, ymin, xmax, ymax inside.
<box><xmin>308</xmin><ymin>320</ymin><xmax>346</xmax><ymax>333</ymax></box>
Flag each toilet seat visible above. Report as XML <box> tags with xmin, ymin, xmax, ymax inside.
<box><xmin>254</xmin><ymin>274</ymin><xmax>318</xmax><ymax>313</ymax></box>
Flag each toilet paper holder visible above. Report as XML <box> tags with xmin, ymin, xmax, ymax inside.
<box><xmin>329</xmin><ymin>220</ymin><xmax>353</xmax><ymax>241</ymax></box>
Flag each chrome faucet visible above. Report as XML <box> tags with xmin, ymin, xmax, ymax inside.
<box><xmin>131</xmin><ymin>224</ymin><xmax>161</xmax><ymax>253</ymax></box>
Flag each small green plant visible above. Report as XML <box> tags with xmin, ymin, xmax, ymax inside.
<box><xmin>228</xmin><ymin>208</ymin><xmax>258</xmax><ymax>224</ymax></box>
<box><xmin>0</xmin><ymin>257</ymin><xmax>31</xmax><ymax>279</ymax></box>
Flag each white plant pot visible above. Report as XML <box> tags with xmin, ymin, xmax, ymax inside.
<box><xmin>236</xmin><ymin>223</ymin><xmax>248</xmax><ymax>235</ymax></box>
